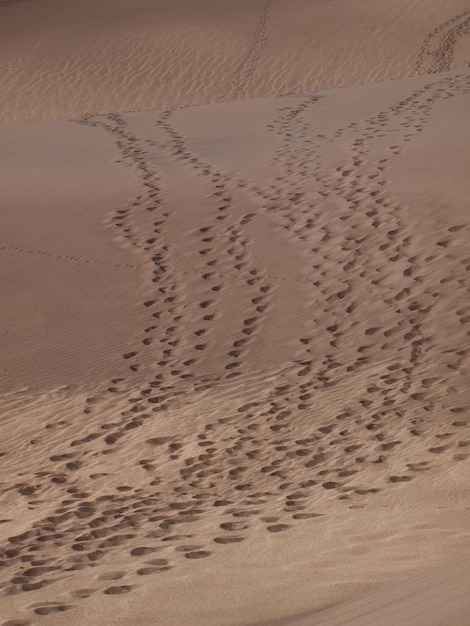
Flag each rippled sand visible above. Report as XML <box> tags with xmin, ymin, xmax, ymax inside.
<box><xmin>1</xmin><ymin>2</ymin><xmax>470</xmax><ymax>625</ymax></box>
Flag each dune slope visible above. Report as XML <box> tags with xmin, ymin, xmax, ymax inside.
<box><xmin>1</xmin><ymin>0</ymin><xmax>470</xmax><ymax>122</ymax></box>
<box><xmin>2</xmin><ymin>0</ymin><xmax>470</xmax><ymax>624</ymax></box>
<box><xmin>0</xmin><ymin>67</ymin><xmax>469</xmax><ymax>624</ymax></box>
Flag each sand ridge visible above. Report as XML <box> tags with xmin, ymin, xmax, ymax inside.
<box><xmin>0</xmin><ymin>119</ymin><xmax>147</xmax><ymax>390</ymax></box>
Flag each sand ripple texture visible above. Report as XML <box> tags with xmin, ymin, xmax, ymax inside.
<box><xmin>1</xmin><ymin>0</ymin><xmax>470</xmax><ymax>122</ymax></box>
<box><xmin>0</xmin><ymin>68</ymin><xmax>469</xmax><ymax>625</ymax></box>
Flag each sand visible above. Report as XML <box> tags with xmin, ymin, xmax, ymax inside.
<box><xmin>2</xmin><ymin>0</ymin><xmax>470</xmax><ymax>122</ymax></box>
<box><xmin>0</xmin><ymin>1</ymin><xmax>470</xmax><ymax>625</ymax></box>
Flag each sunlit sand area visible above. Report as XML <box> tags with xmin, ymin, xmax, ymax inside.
<box><xmin>1</xmin><ymin>1</ymin><xmax>470</xmax><ymax>624</ymax></box>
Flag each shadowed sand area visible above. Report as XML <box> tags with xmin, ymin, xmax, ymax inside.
<box><xmin>0</xmin><ymin>1</ymin><xmax>470</xmax><ymax>625</ymax></box>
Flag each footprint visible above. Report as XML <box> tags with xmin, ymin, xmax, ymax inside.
<box><xmin>123</xmin><ymin>352</ymin><xmax>137</xmax><ymax>359</ymax></box>
<box><xmin>184</xmin><ymin>551</ymin><xmax>212</xmax><ymax>559</ymax></box>
<box><xmin>33</xmin><ymin>606</ymin><xmax>71</xmax><ymax>616</ymax></box>
<box><xmin>322</xmin><ymin>481</ymin><xmax>339</xmax><ymax>489</ymax></box>
<box><xmin>98</xmin><ymin>571</ymin><xmax>125</xmax><ymax>580</ymax></box>
<box><xmin>213</xmin><ymin>537</ymin><xmax>244</xmax><ymax>544</ymax></box>
<box><xmin>199</xmin><ymin>300</ymin><xmax>213</xmax><ymax>309</ymax></box>
<box><xmin>219</xmin><ymin>521</ymin><xmax>248</xmax><ymax>531</ymax></box>
<box><xmin>137</xmin><ymin>567</ymin><xmax>170</xmax><ymax>575</ymax></box>
<box><xmin>146</xmin><ymin>437</ymin><xmax>171</xmax><ymax>445</ymax></box>
<box><xmin>407</xmin><ymin>462</ymin><xmax>430</xmax><ymax>472</ymax></box>
<box><xmin>266</xmin><ymin>524</ymin><xmax>291</xmax><ymax>533</ymax></box>
<box><xmin>69</xmin><ymin>589</ymin><xmax>95</xmax><ymax>599</ymax></box>
<box><xmin>104</xmin><ymin>586</ymin><xmax>132</xmax><ymax>595</ymax></box>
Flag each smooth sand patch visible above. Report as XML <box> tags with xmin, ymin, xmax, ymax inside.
<box><xmin>0</xmin><ymin>119</ymin><xmax>146</xmax><ymax>390</ymax></box>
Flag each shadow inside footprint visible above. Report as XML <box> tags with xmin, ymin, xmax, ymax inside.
<box><xmin>184</xmin><ymin>551</ymin><xmax>212</xmax><ymax>559</ymax></box>
<box><xmin>33</xmin><ymin>605</ymin><xmax>71</xmax><ymax>616</ymax></box>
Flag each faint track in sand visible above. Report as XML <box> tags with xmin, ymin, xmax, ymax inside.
<box><xmin>0</xmin><ymin>244</ymin><xmax>140</xmax><ymax>270</ymax></box>
<box><xmin>220</xmin><ymin>0</ymin><xmax>273</xmax><ymax>102</ymax></box>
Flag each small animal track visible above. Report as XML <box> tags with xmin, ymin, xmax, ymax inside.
<box><xmin>0</xmin><ymin>245</ymin><xmax>139</xmax><ymax>269</ymax></box>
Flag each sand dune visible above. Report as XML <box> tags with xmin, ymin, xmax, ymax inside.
<box><xmin>1</xmin><ymin>1</ymin><xmax>470</xmax><ymax>625</ymax></box>
<box><xmin>1</xmin><ymin>67</ymin><xmax>469</xmax><ymax>624</ymax></box>
<box><xmin>1</xmin><ymin>0</ymin><xmax>470</xmax><ymax>122</ymax></box>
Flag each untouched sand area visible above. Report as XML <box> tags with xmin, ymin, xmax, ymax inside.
<box><xmin>0</xmin><ymin>1</ymin><xmax>469</xmax><ymax>625</ymax></box>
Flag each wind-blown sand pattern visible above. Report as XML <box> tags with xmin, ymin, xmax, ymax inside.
<box><xmin>2</xmin><ymin>0</ymin><xmax>470</xmax><ymax>122</ymax></box>
<box><xmin>1</xmin><ymin>2</ymin><xmax>470</xmax><ymax>625</ymax></box>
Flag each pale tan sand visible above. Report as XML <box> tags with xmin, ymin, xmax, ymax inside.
<box><xmin>0</xmin><ymin>65</ymin><xmax>469</xmax><ymax>625</ymax></box>
<box><xmin>1</xmin><ymin>0</ymin><xmax>470</xmax><ymax>122</ymax></box>
<box><xmin>0</xmin><ymin>120</ymin><xmax>148</xmax><ymax>390</ymax></box>
<box><xmin>275</xmin><ymin>558</ymin><xmax>470</xmax><ymax>625</ymax></box>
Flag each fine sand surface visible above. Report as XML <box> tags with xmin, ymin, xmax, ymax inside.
<box><xmin>1</xmin><ymin>2</ymin><xmax>470</xmax><ymax>626</ymax></box>
<box><xmin>272</xmin><ymin>558</ymin><xmax>470</xmax><ymax>625</ymax></box>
